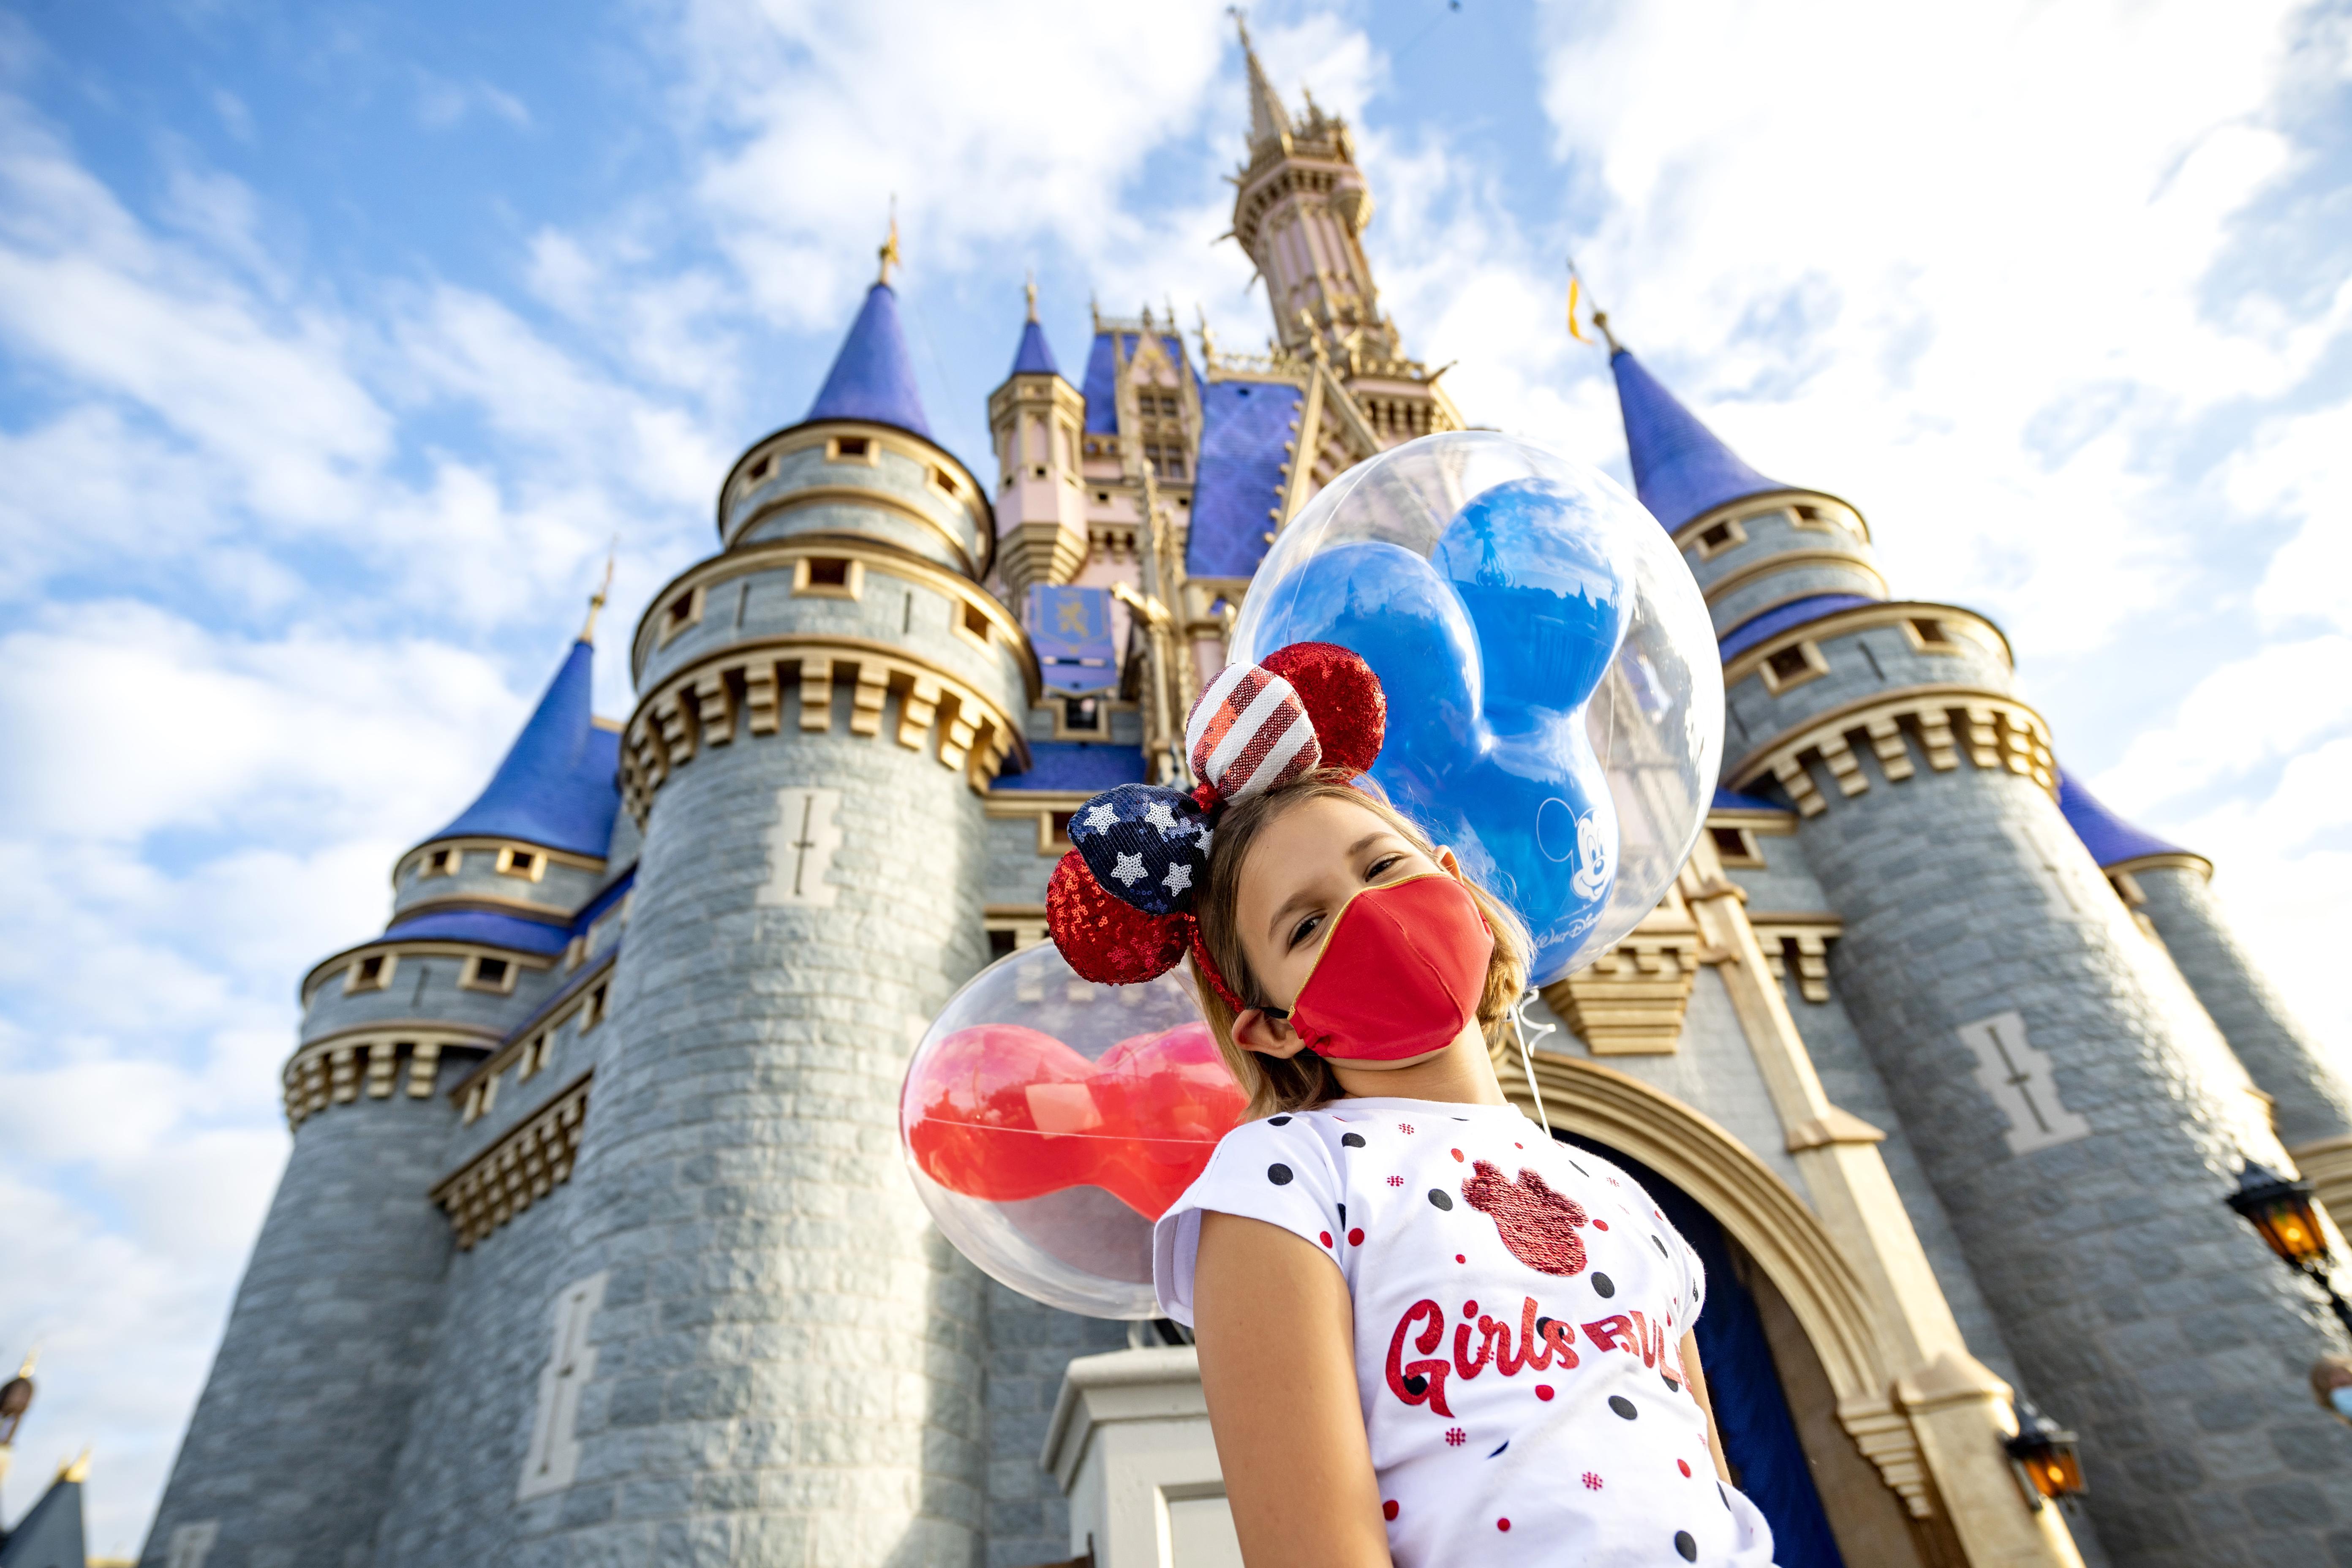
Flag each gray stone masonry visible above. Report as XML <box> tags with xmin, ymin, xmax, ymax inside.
<box><xmin>2135</xmin><ymin>863</ymin><xmax>2352</xmax><ymax>1152</ymax></box>
<box><xmin>1725</xmin><ymin>822</ymin><xmax>2028</xmax><ymax>1394</ymax></box>
<box><xmin>1678</xmin><ymin>500</ymin><xmax>1881</xmax><ymax>637</ymax></box>
<box><xmin>139</xmin><ymin>1083</ymin><xmax>461</xmax><ymax>1568</ymax></box>
<box><xmin>525</xmin><ymin>466</ymin><xmax>1029</xmax><ymax>1565</ymax></box>
<box><xmin>979</xmin><ymin>1286</ymin><xmax>1125</xmax><ymax>1568</ymax></box>
<box><xmin>389</xmin><ymin>844</ymin><xmax>602</xmax><ymax>923</ymax></box>
<box><xmin>1789</xmin><ymin>730</ymin><xmax>2351</xmax><ymax>1568</ymax></box>
<box><xmin>301</xmin><ymin>947</ymin><xmax>565</xmax><ymax>1045</ymax></box>
<box><xmin>373</xmin><ymin>1179</ymin><xmax>579</xmax><ymax>1567</ymax></box>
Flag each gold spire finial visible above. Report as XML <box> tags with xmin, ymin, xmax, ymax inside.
<box><xmin>15</xmin><ymin>1348</ymin><xmax>34</xmax><ymax>1380</ymax></box>
<box><xmin>579</xmin><ymin>541</ymin><xmax>615</xmax><ymax>644</ymax></box>
<box><xmin>1024</xmin><ymin>271</ymin><xmax>1038</xmax><ymax>322</ymax></box>
<box><xmin>877</xmin><ymin>199</ymin><xmax>901</xmax><ymax>286</ymax></box>
<box><xmin>60</xmin><ymin>1446</ymin><xmax>90</xmax><ymax>1483</ymax></box>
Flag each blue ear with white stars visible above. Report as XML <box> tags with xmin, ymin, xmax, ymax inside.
<box><xmin>1065</xmin><ymin>783</ymin><xmax>1214</xmax><ymax>917</ymax></box>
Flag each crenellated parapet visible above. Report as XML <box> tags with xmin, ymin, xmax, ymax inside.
<box><xmin>618</xmin><ymin>535</ymin><xmax>1035</xmax><ymax>822</ymax></box>
<box><xmin>1720</xmin><ymin>599</ymin><xmax>2053</xmax><ymax>815</ymax></box>
<box><xmin>281</xmin><ymin>1024</ymin><xmax>494</xmax><ymax>1127</ymax></box>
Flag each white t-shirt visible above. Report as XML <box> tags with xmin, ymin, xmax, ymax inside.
<box><xmin>1154</xmin><ymin>1097</ymin><xmax>1778</xmax><ymax>1568</ymax></box>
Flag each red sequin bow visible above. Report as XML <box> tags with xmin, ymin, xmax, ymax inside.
<box><xmin>1045</xmin><ymin>642</ymin><xmax>1386</xmax><ymax>1007</ymax></box>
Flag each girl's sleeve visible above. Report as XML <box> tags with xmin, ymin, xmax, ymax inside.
<box><xmin>1152</xmin><ymin>1117</ymin><xmax>1345</xmax><ymax>1326</ymax></box>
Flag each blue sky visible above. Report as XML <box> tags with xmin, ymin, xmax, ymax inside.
<box><xmin>1</xmin><ymin>0</ymin><xmax>2347</xmax><ymax>1552</ymax></box>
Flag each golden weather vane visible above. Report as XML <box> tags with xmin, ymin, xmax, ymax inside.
<box><xmin>878</xmin><ymin>198</ymin><xmax>901</xmax><ymax>286</ymax></box>
<box><xmin>1564</xmin><ymin>253</ymin><xmax>1620</xmax><ymax>353</ymax></box>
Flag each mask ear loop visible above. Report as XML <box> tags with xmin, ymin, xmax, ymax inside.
<box><xmin>1510</xmin><ymin>988</ymin><xmax>1554</xmax><ymax>1138</ymax></box>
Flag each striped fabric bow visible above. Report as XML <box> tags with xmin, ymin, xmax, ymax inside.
<box><xmin>1046</xmin><ymin>641</ymin><xmax>1386</xmax><ymax>1003</ymax></box>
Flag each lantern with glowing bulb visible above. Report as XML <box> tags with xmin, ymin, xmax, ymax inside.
<box><xmin>2222</xmin><ymin>1161</ymin><xmax>2352</xmax><ymax>1336</ymax></box>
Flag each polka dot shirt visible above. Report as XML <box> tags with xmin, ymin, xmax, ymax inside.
<box><xmin>1154</xmin><ymin>1098</ymin><xmax>1778</xmax><ymax>1567</ymax></box>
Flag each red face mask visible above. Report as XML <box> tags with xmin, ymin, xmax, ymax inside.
<box><xmin>1274</xmin><ymin>872</ymin><xmax>1495</xmax><ymax>1062</ymax></box>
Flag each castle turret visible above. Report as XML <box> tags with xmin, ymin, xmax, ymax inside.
<box><xmin>2058</xmin><ymin>769</ymin><xmax>2352</xmax><ymax>1212</ymax></box>
<box><xmin>142</xmin><ymin>629</ymin><xmax>621</xmax><ymax>1568</ymax></box>
<box><xmin>1616</xmin><ymin>346</ymin><xmax>2352</xmax><ymax>1565</ymax></box>
<box><xmin>523</xmin><ymin>235</ymin><xmax>1034</xmax><ymax>1562</ymax></box>
<box><xmin>1225</xmin><ymin>19</ymin><xmax>1457</xmax><ymax>445</ymax></box>
<box><xmin>988</xmin><ymin>283</ymin><xmax>1091</xmax><ymax>596</ymax></box>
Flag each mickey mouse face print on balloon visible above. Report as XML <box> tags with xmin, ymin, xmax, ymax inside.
<box><xmin>1231</xmin><ymin>432</ymin><xmax>1723</xmax><ymax>984</ymax></box>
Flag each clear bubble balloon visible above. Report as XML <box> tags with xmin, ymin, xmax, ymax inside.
<box><xmin>1231</xmin><ymin>431</ymin><xmax>1723</xmax><ymax>984</ymax></box>
<box><xmin>900</xmin><ymin>940</ymin><xmax>1244</xmax><ymax>1319</ymax></box>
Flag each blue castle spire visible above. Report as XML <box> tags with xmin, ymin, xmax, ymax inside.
<box><xmin>1610</xmin><ymin>347</ymin><xmax>1789</xmax><ymax>532</ymax></box>
<box><xmin>806</xmin><ymin>278</ymin><xmax>932</xmax><ymax>438</ymax></box>
<box><xmin>1010</xmin><ymin>278</ymin><xmax>1059</xmax><ymax>376</ymax></box>
<box><xmin>426</xmin><ymin>637</ymin><xmax>620</xmax><ymax>859</ymax></box>
<box><xmin>2055</xmin><ymin>767</ymin><xmax>2194</xmax><ymax>868</ymax></box>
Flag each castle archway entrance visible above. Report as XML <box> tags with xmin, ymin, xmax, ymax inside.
<box><xmin>1517</xmin><ymin>1053</ymin><xmax>1962</xmax><ymax>1568</ymax></box>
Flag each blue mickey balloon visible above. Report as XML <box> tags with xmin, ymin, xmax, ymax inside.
<box><xmin>1250</xmin><ymin>479</ymin><xmax>1635</xmax><ymax>980</ymax></box>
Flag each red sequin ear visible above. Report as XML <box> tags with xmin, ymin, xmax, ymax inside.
<box><xmin>1046</xmin><ymin>852</ymin><xmax>1190</xmax><ymax>984</ymax></box>
<box><xmin>1261</xmin><ymin>642</ymin><xmax>1385</xmax><ymax>776</ymax></box>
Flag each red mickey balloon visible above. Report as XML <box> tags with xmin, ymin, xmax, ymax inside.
<box><xmin>903</xmin><ymin>1019</ymin><xmax>1244</xmax><ymax>1221</ymax></box>
<box><xmin>901</xmin><ymin>1024</ymin><xmax>1112</xmax><ymax>1203</ymax></box>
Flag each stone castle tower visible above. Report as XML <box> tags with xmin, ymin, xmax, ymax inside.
<box><xmin>138</xmin><ymin>25</ymin><xmax>2350</xmax><ymax>1568</ymax></box>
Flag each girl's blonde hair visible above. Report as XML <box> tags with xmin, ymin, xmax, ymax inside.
<box><xmin>1188</xmin><ymin>771</ymin><xmax>1529</xmax><ymax>1119</ymax></box>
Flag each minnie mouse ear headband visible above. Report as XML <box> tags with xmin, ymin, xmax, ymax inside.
<box><xmin>1044</xmin><ymin>642</ymin><xmax>1387</xmax><ymax>1012</ymax></box>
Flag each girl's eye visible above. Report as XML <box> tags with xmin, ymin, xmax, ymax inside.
<box><xmin>1366</xmin><ymin>853</ymin><xmax>1405</xmax><ymax>881</ymax></box>
<box><xmin>1288</xmin><ymin>912</ymin><xmax>1324</xmax><ymax>950</ymax></box>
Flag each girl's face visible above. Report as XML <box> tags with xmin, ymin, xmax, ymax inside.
<box><xmin>1230</xmin><ymin>793</ymin><xmax>1452</xmax><ymax>1017</ymax></box>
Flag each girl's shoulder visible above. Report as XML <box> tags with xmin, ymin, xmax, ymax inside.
<box><xmin>1209</xmin><ymin>1105</ymin><xmax>1347</xmax><ymax>1161</ymax></box>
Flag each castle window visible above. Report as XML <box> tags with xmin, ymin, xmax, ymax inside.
<box><xmin>461</xmin><ymin>955</ymin><xmax>517</xmax><ymax>994</ymax></box>
<box><xmin>1095</xmin><ymin>491</ymin><xmax>1111</xmax><ymax>504</ymax></box>
<box><xmin>1690</xmin><ymin>515</ymin><xmax>1748</xmax><ymax>561</ymax></box>
<box><xmin>519</xmin><ymin>1032</ymin><xmax>551</xmax><ymax>1081</ymax></box>
<box><xmin>1709</xmin><ymin>826</ymin><xmax>1764</xmax><ymax>868</ymax></box>
<box><xmin>423</xmin><ymin>847</ymin><xmax>459</xmax><ymax>878</ymax></box>
<box><xmin>792</xmin><ymin>556</ymin><xmax>863</xmax><ymax>600</ymax></box>
<box><xmin>345</xmin><ymin>952</ymin><xmax>396</xmax><ymax>994</ymax></box>
<box><xmin>496</xmin><ymin>846</ymin><xmax>544</xmax><ymax>882</ymax></box>
<box><xmin>956</xmin><ymin>600</ymin><xmax>992</xmax><ymax>645</ymax></box>
<box><xmin>983</xmin><ymin>910</ymin><xmax>1050</xmax><ymax>952</ymax></box>
<box><xmin>1759</xmin><ymin>638</ymin><xmax>1831</xmax><ymax>695</ymax></box>
<box><xmin>1906</xmin><ymin>618</ymin><xmax>1956</xmax><ymax>651</ymax></box>
<box><xmin>931</xmin><ymin>464</ymin><xmax>960</xmax><ymax>496</ymax></box>
<box><xmin>827</xmin><ymin>435</ymin><xmax>875</xmax><ymax>463</ymax></box>
<box><xmin>1062</xmin><ymin>696</ymin><xmax>1101</xmax><ymax>733</ymax></box>
<box><xmin>656</xmin><ymin>585</ymin><xmax>706</xmax><ymax>648</ymax></box>
<box><xmin>583</xmin><ymin>983</ymin><xmax>610</xmax><ymax>1030</ymax></box>
<box><xmin>746</xmin><ymin>453</ymin><xmax>772</xmax><ymax>483</ymax></box>
<box><xmin>1049</xmin><ymin>811</ymin><xmax>1076</xmax><ymax>847</ymax></box>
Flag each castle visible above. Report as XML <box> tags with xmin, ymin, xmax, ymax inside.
<box><xmin>130</xmin><ymin>26</ymin><xmax>2352</xmax><ymax>1568</ymax></box>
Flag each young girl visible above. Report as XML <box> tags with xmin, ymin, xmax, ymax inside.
<box><xmin>1050</xmin><ymin>647</ymin><xmax>1776</xmax><ymax>1568</ymax></box>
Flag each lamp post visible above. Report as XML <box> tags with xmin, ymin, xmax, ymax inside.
<box><xmin>2002</xmin><ymin>1399</ymin><xmax>2085</xmax><ymax>1511</ymax></box>
<box><xmin>2223</xmin><ymin>1162</ymin><xmax>2352</xmax><ymax>1337</ymax></box>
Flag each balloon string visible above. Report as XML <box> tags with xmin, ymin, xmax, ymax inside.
<box><xmin>1511</xmin><ymin>988</ymin><xmax>1554</xmax><ymax>1138</ymax></box>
